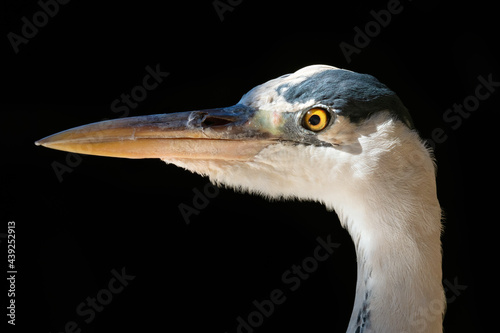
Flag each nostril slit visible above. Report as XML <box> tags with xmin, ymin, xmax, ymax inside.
<box><xmin>201</xmin><ymin>116</ymin><xmax>233</xmax><ymax>127</ymax></box>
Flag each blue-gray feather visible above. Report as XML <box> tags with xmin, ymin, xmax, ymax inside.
<box><xmin>276</xmin><ymin>69</ymin><xmax>414</xmax><ymax>128</ymax></box>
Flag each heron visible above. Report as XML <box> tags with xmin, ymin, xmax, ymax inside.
<box><xmin>36</xmin><ymin>65</ymin><xmax>445</xmax><ymax>332</ymax></box>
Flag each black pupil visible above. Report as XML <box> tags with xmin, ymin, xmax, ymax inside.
<box><xmin>309</xmin><ymin>114</ymin><xmax>321</xmax><ymax>126</ymax></box>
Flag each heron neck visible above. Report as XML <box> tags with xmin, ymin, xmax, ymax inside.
<box><xmin>342</xmin><ymin>194</ymin><xmax>444</xmax><ymax>333</ymax></box>
<box><xmin>332</xmin><ymin>134</ymin><xmax>445</xmax><ymax>333</ymax></box>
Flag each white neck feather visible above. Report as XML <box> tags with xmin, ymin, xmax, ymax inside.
<box><xmin>329</xmin><ymin>119</ymin><xmax>445</xmax><ymax>333</ymax></box>
<box><xmin>340</xmin><ymin>174</ymin><xmax>444</xmax><ymax>333</ymax></box>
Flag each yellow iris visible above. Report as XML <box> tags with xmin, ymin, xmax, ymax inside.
<box><xmin>302</xmin><ymin>108</ymin><xmax>330</xmax><ymax>132</ymax></box>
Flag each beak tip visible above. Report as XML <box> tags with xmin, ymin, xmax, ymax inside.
<box><xmin>35</xmin><ymin>136</ymin><xmax>52</xmax><ymax>147</ymax></box>
<box><xmin>35</xmin><ymin>134</ymin><xmax>61</xmax><ymax>149</ymax></box>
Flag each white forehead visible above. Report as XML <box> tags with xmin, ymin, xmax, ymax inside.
<box><xmin>238</xmin><ymin>64</ymin><xmax>340</xmax><ymax>112</ymax></box>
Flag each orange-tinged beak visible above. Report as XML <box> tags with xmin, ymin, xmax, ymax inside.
<box><xmin>35</xmin><ymin>105</ymin><xmax>277</xmax><ymax>161</ymax></box>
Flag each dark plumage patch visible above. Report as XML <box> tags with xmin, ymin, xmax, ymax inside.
<box><xmin>276</xmin><ymin>69</ymin><xmax>414</xmax><ymax>128</ymax></box>
<box><xmin>354</xmin><ymin>291</ymin><xmax>371</xmax><ymax>333</ymax></box>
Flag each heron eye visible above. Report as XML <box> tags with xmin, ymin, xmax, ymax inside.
<box><xmin>302</xmin><ymin>108</ymin><xmax>330</xmax><ymax>132</ymax></box>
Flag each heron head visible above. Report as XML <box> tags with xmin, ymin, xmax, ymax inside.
<box><xmin>36</xmin><ymin>65</ymin><xmax>418</xmax><ymax>203</ymax></box>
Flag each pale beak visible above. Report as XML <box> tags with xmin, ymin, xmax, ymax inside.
<box><xmin>35</xmin><ymin>104</ymin><xmax>276</xmax><ymax>161</ymax></box>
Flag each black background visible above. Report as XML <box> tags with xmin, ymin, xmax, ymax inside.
<box><xmin>2</xmin><ymin>0</ymin><xmax>497</xmax><ymax>332</ymax></box>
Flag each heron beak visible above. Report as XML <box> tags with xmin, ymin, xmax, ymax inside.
<box><xmin>35</xmin><ymin>105</ymin><xmax>276</xmax><ymax>160</ymax></box>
